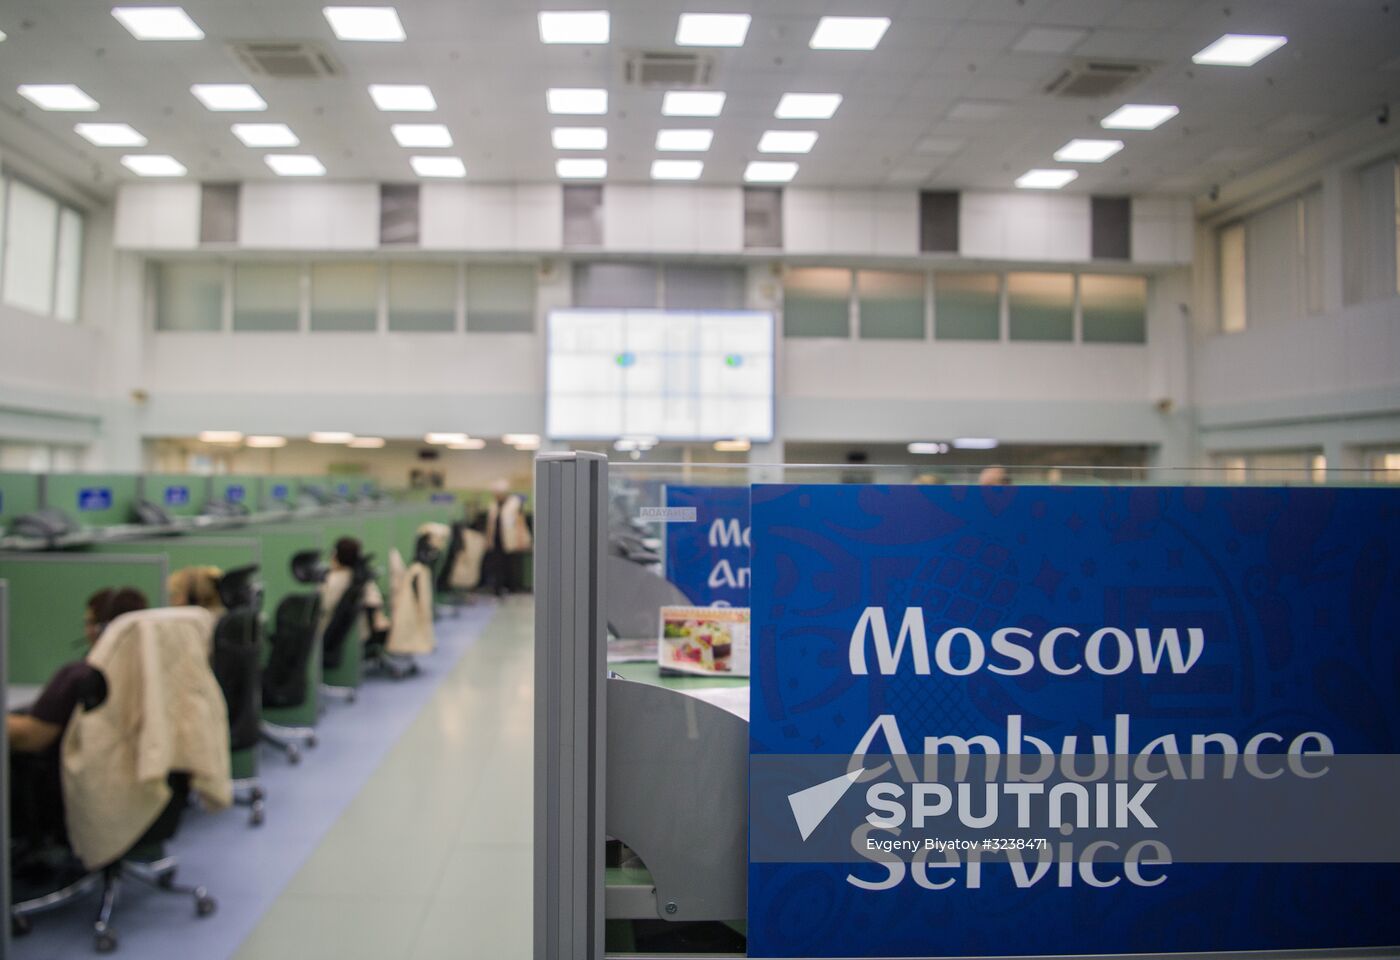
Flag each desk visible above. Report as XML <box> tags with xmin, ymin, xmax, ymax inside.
<box><xmin>608</xmin><ymin>660</ymin><xmax>750</xmax><ymax>720</ymax></box>
<box><xmin>7</xmin><ymin>684</ymin><xmax>41</xmax><ymax>711</ymax></box>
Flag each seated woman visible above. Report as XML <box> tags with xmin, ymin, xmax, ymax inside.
<box><xmin>167</xmin><ymin>565</ymin><xmax>224</xmax><ymax>614</ymax></box>
<box><xmin>8</xmin><ymin>588</ymin><xmax>148</xmax><ymax>857</ymax></box>
<box><xmin>323</xmin><ymin>537</ymin><xmax>390</xmax><ymax>637</ymax></box>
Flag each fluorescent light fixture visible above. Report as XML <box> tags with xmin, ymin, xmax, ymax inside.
<box><xmin>1053</xmin><ymin>138</ymin><xmax>1123</xmax><ymax>163</ymax></box>
<box><xmin>714</xmin><ymin>438</ymin><xmax>751</xmax><ymax>453</ymax></box>
<box><xmin>191</xmin><ymin>83</ymin><xmax>266</xmax><ymax>111</ymax></box>
<box><xmin>908</xmin><ymin>442</ymin><xmax>950</xmax><ymax>455</ymax></box>
<box><xmin>0</xmin><ymin>29</ymin><xmax>7</xmax><ymax>41</ymax></box>
<box><xmin>74</xmin><ymin>123</ymin><xmax>147</xmax><ymax>146</ymax></box>
<box><xmin>675</xmin><ymin>13</ymin><xmax>750</xmax><ymax>47</ymax></box>
<box><xmin>503</xmin><ymin>433</ymin><xmax>541</xmax><ymax>446</ymax></box>
<box><xmin>265</xmin><ymin>154</ymin><xmax>326</xmax><ymax>176</ymax></box>
<box><xmin>757</xmin><ymin>129</ymin><xmax>817</xmax><ymax>153</ymax></box>
<box><xmin>547</xmin><ymin>87</ymin><xmax>608</xmax><ymax>115</ymax></box>
<box><xmin>512</xmin><ymin>439</ymin><xmax>541</xmax><ymax>451</ymax></box>
<box><xmin>661</xmin><ymin>90</ymin><xmax>725</xmax><ymax>117</ymax></box>
<box><xmin>552</xmin><ymin>127</ymin><xmax>607</xmax><ymax>150</ymax></box>
<box><xmin>447</xmin><ymin>438</ymin><xmax>486</xmax><ymax>450</ymax></box>
<box><xmin>556</xmin><ymin>157</ymin><xmax>606</xmax><ymax>179</ymax></box>
<box><xmin>348</xmin><ymin>436</ymin><xmax>386</xmax><ymax>448</ymax></box>
<box><xmin>245</xmin><ymin>435</ymin><xmax>287</xmax><ymax>448</ymax></box>
<box><xmin>411</xmin><ymin>155</ymin><xmax>466</xmax><ymax>178</ymax></box>
<box><xmin>198</xmin><ymin>430</ymin><xmax>243</xmax><ymax>444</ymax></box>
<box><xmin>538</xmin><ymin>10</ymin><xmax>609</xmax><ymax>44</ymax></box>
<box><xmin>774</xmin><ymin>93</ymin><xmax>841</xmax><ymax>119</ymax></box>
<box><xmin>1015</xmin><ymin>168</ymin><xmax>1077</xmax><ymax>189</ymax></box>
<box><xmin>810</xmin><ymin>15</ymin><xmax>890</xmax><ymax>50</ymax></box>
<box><xmin>369</xmin><ymin>83</ymin><xmax>436</xmax><ymax>111</ymax></box>
<box><xmin>1192</xmin><ymin>33</ymin><xmax>1287</xmax><ymax>66</ymax></box>
<box><xmin>121</xmin><ymin>154</ymin><xmax>186</xmax><ymax>176</ymax></box>
<box><xmin>651</xmin><ymin>159</ymin><xmax>703</xmax><ymax>180</ymax></box>
<box><xmin>232</xmin><ymin>123</ymin><xmax>299</xmax><ymax>147</ymax></box>
<box><xmin>391</xmin><ymin>123</ymin><xmax>452</xmax><ymax>147</ymax></box>
<box><xmin>424</xmin><ymin>433</ymin><xmax>468</xmax><ymax>445</ymax></box>
<box><xmin>656</xmin><ymin>128</ymin><xmax>713</xmax><ymax>151</ymax></box>
<box><xmin>952</xmin><ymin>437</ymin><xmax>999</xmax><ymax>450</ymax></box>
<box><xmin>18</xmin><ymin>84</ymin><xmax>98</xmax><ymax>111</ymax></box>
<box><xmin>309</xmin><ymin>431</ymin><xmax>354</xmax><ymax>444</ymax></box>
<box><xmin>323</xmin><ymin>6</ymin><xmax>405</xmax><ymax>41</ymax></box>
<box><xmin>744</xmin><ymin>160</ymin><xmax>798</xmax><ymax>183</ymax></box>
<box><xmin>1100</xmin><ymin>103</ymin><xmax>1178</xmax><ymax>130</ymax></box>
<box><xmin>111</xmin><ymin>6</ymin><xmax>204</xmax><ymax>40</ymax></box>
<box><xmin>614</xmin><ymin>436</ymin><xmax>658</xmax><ymax>452</ymax></box>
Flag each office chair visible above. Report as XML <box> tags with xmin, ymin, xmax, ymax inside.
<box><xmin>364</xmin><ymin>535</ymin><xmax>438</xmax><ymax>680</ymax></box>
<box><xmin>319</xmin><ymin>554</ymin><xmax>372</xmax><ymax>704</ymax></box>
<box><xmin>259</xmin><ymin>550</ymin><xmax>324</xmax><ymax>763</ymax></box>
<box><xmin>10</xmin><ymin>669</ymin><xmax>217</xmax><ymax>953</ymax></box>
<box><xmin>212</xmin><ymin>564</ymin><xmax>266</xmax><ymax>825</ymax></box>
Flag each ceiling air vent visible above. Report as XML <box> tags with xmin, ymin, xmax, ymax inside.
<box><xmin>229</xmin><ymin>41</ymin><xmax>340</xmax><ymax>79</ymax></box>
<box><xmin>1044</xmin><ymin>59</ymin><xmax>1150</xmax><ymax>99</ymax></box>
<box><xmin>624</xmin><ymin>51</ymin><xmax>713</xmax><ymax>88</ymax></box>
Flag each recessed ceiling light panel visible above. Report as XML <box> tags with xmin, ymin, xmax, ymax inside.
<box><xmin>809</xmin><ymin>16</ymin><xmax>890</xmax><ymax>50</ymax></box>
<box><xmin>557</xmin><ymin>158</ymin><xmax>607</xmax><ymax>179</ymax></box>
<box><xmin>391</xmin><ymin>123</ymin><xmax>452</xmax><ymax>147</ymax></box>
<box><xmin>121</xmin><ymin>154</ymin><xmax>187</xmax><ymax>177</ymax></box>
<box><xmin>1015</xmin><ymin>168</ymin><xmax>1077</xmax><ymax>189</ymax></box>
<box><xmin>323</xmin><ymin>6</ymin><xmax>405</xmax><ymax>41</ymax></box>
<box><xmin>757</xmin><ymin>130</ymin><xmax>817</xmax><ymax>153</ymax></box>
<box><xmin>191</xmin><ymin>83</ymin><xmax>267</xmax><ymax>111</ymax></box>
<box><xmin>538</xmin><ymin>10</ymin><xmax>610</xmax><ymax>44</ymax></box>
<box><xmin>1053</xmin><ymin>138</ymin><xmax>1123</xmax><ymax>163</ymax></box>
<box><xmin>1100</xmin><ymin>103</ymin><xmax>1179</xmax><ymax>130</ymax></box>
<box><xmin>552</xmin><ymin>127</ymin><xmax>608</xmax><ymax>150</ymax></box>
<box><xmin>265</xmin><ymin>154</ymin><xmax>326</xmax><ymax>176</ymax></box>
<box><xmin>111</xmin><ymin>6</ymin><xmax>204</xmax><ymax>40</ymax></box>
<box><xmin>75</xmin><ymin>123</ymin><xmax>148</xmax><ymax>146</ymax></box>
<box><xmin>18</xmin><ymin>84</ymin><xmax>99</xmax><ymax>111</ymax></box>
<box><xmin>744</xmin><ymin>160</ymin><xmax>798</xmax><ymax>183</ymax></box>
<box><xmin>774</xmin><ymin>93</ymin><xmax>841</xmax><ymax>119</ymax></box>
<box><xmin>651</xmin><ymin>159</ymin><xmax>704</xmax><ymax>180</ymax></box>
<box><xmin>232</xmin><ymin>123</ymin><xmax>299</xmax><ymax>147</ymax></box>
<box><xmin>662</xmin><ymin>91</ymin><xmax>726</xmax><ymax>117</ymax></box>
<box><xmin>656</xmin><ymin>129</ymin><xmax>714</xmax><ymax>151</ymax></box>
<box><xmin>369</xmin><ymin>84</ymin><xmax>436</xmax><ymax>111</ymax></box>
<box><xmin>547</xmin><ymin>87</ymin><xmax>608</xmax><ymax>115</ymax></box>
<box><xmin>410</xmin><ymin>155</ymin><xmax>466</xmax><ymax>178</ymax></box>
<box><xmin>1192</xmin><ymin>33</ymin><xmax>1286</xmax><ymax>66</ymax></box>
<box><xmin>675</xmin><ymin>13</ymin><xmax>751</xmax><ymax>47</ymax></box>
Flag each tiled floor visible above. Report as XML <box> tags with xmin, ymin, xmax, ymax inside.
<box><xmin>10</xmin><ymin>596</ymin><xmax>532</xmax><ymax>960</ymax></box>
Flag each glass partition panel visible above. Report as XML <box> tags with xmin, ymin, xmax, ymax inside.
<box><xmin>466</xmin><ymin>262</ymin><xmax>535</xmax><ymax>332</ymax></box>
<box><xmin>311</xmin><ymin>261</ymin><xmax>379</xmax><ymax>331</ymax></box>
<box><xmin>387</xmin><ymin>261</ymin><xmax>457</xmax><ymax>332</ymax></box>
<box><xmin>857</xmin><ymin>269</ymin><xmax>925</xmax><ymax>340</ymax></box>
<box><xmin>783</xmin><ymin>267</ymin><xmax>850</xmax><ymax>338</ymax></box>
<box><xmin>934</xmin><ymin>271</ymin><xmax>999</xmax><ymax>340</ymax></box>
<box><xmin>1007</xmin><ymin>271</ymin><xmax>1073</xmax><ymax>341</ymax></box>
<box><xmin>1080</xmin><ymin>274</ymin><xmax>1147</xmax><ymax>343</ymax></box>
<box><xmin>233</xmin><ymin>262</ymin><xmax>301</xmax><ymax>332</ymax></box>
<box><xmin>155</xmin><ymin>261</ymin><xmax>224</xmax><ymax>331</ymax></box>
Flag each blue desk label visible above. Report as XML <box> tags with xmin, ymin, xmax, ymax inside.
<box><xmin>361</xmin><ymin>483</ymin><xmax>374</xmax><ymax>495</ymax></box>
<box><xmin>336</xmin><ymin>483</ymin><xmax>350</xmax><ymax>495</ymax></box>
<box><xmin>163</xmin><ymin>485</ymin><xmax>190</xmax><ymax>507</ymax></box>
<box><xmin>663</xmin><ymin>484</ymin><xmax>750</xmax><ymax>606</ymax></box>
<box><xmin>748</xmin><ymin>484</ymin><xmax>1400</xmax><ymax>958</ymax></box>
<box><xmin>225</xmin><ymin>484</ymin><xmax>246</xmax><ymax>504</ymax></box>
<box><xmin>77</xmin><ymin>487</ymin><xmax>112</xmax><ymax>512</ymax></box>
<box><xmin>270</xmin><ymin>484</ymin><xmax>289</xmax><ymax>501</ymax></box>
<box><xmin>430</xmin><ymin>493</ymin><xmax>456</xmax><ymax>504</ymax></box>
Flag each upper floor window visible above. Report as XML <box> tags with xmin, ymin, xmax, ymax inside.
<box><xmin>0</xmin><ymin>175</ymin><xmax>85</xmax><ymax>322</ymax></box>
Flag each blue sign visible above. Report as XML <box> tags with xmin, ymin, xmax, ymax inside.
<box><xmin>430</xmin><ymin>493</ymin><xmax>456</xmax><ymax>505</ymax></box>
<box><xmin>163</xmin><ymin>485</ymin><xmax>190</xmax><ymax>507</ymax></box>
<box><xmin>748</xmin><ymin>484</ymin><xmax>1400</xmax><ymax>958</ymax></box>
<box><xmin>361</xmin><ymin>482</ymin><xmax>374</xmax><ymax>495</ymax></box>
<box><xmin>225</xmin><ymin>484</ymin><xmax>246</xmax><ymax>504</ymax></box>
<box><xmin>663</xmin><ymin>485</ymin><xmax>750</xmax><ymax>606</ymax></box>
<box><xmin>270</xmin><ymin>484</ymin><xmax>289</xmax><ymax>501</ymax></box>
<box><xmin>336</xmin><ymin>483</ymin><xmax>350</xmax><ymax>495</ymax></box>
<box><xmin>77</xmin><ymin>487</ymin><xmax>112</xmax><ymax>512</ymax></box>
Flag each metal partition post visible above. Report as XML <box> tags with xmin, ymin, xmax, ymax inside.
<box><xmin>1</xmin><ymin>579</ymin><xmax>10</xmax><ymax>959</ymax></box>
<box><xmin>534</xmin><ymin>452</ymin><xmax>608</xmax><ymax>960</ymax></box>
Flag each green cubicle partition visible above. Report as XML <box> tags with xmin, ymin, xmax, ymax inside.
<box><xmin>42</xmin><ymin>473</ymin><xmax>141</xmax><ymax>527</ymax></box>
<box><xmin>211</xmin><ymin>475</ymin><xmax>261</xmax><ymax>509</ymax></box>
<box><xmin>0</xmin><ymin>553</ymin><xmax>169</xmax><ymax>684</ymax></box>
<box><xmin>0</xmin><ymin>472</ymin><xmax>41</xmax><ymax>530</ymax></box>
<box><xmin>85</xmin><ymin>537</ymin><xmax>261</xmax><ymax>583</ymax></box>
<box><xmin>141</xmin><ymin>473</ymin><xmax>210</xmax><ymax>518</ymax></box>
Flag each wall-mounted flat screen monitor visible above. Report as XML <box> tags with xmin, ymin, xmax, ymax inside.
<box><xmin>546</xmin><ymin>308</ymin><xmax>774</xmax><ymax>442</ymax></box>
